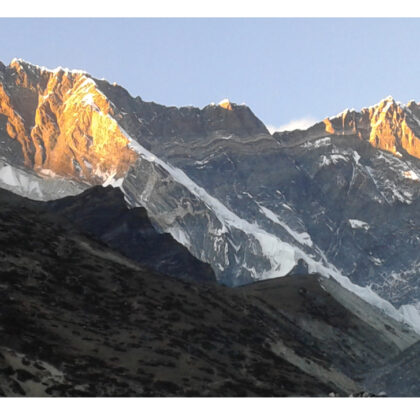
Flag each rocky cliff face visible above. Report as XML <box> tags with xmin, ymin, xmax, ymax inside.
<box><xmin>270</xmin><ymin>98</ymin><xmax>420</xmax><ymax>312</ymax></box>
<box><xmin>2</xmin><ymin>59</ymin><xmax>420</xmax><ymax>331</ymax></box>
<box><xmin>0</xmin><ymin>59</ymin><xmax>137</xmax><ymax>184</ymax></box>
<box><xmin>321</xmin><ymin>97</ymin><xmax>420</xmax><ymax>159</ymax></box>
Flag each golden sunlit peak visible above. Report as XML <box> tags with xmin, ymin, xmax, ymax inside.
<box><xmin>218</xmin><ymin>98</ymin><xmax>233</xmax><ymax>111</ymax></box>
<box><xmin>10</xmin><ymin>57</ymin><xmax>88</xmax><ymax>76</ymax></box>
<box><xmin>376</xmin><ymin>95</ymin><xmax>396</xmax><ymax>108</ymax></box>
<box><xmin>9</xmin><ymin>58</ymin><xmax>26</xmax><ymax>71</ymax></box>
<box><xmin>10</xmin><ymin>58</ymin><xmax>23</xmax><ymax>65</ymax></box>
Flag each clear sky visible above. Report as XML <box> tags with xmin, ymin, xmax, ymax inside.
<box><xmin>1</xmin><ymin>18</ymin><xmax>420</xmax><ymax>131</ymax></box>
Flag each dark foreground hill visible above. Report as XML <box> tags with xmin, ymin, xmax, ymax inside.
<box><xmin>0</xmin><ymin>187</ymin><xmax>418</xmax><ymax>396</ymax></box>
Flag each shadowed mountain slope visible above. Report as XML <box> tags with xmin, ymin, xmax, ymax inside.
<box><xmin>45</xmin><ymin>186</ymin><xmax>216</xmax><ymax>284</ymax></box>
<box><xmin>0</xmin><ymin>187</ymin><xmax>418</xmax><ymax>397</ymax></box>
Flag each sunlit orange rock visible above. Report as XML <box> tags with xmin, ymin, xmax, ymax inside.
<box><xmin>323</xmin><ymin>118</ymin><xmax>335</xmax><ymax>134</ymax></box>
<box><xmin>364</xmin><ymin>97</ymin><xmax>420</xmax><ymax>159</ymax></box>
<box><xmin>0</xmin><ymin>83</ymin><xmax>33</xmax><ymax>165</ymax></box>
<box><xmin>321</xmin><ymin>96</ymin><xmax>420</xmax><ymax>160</ymax></box>
<box><xmin>0</xmin><ymin>60</ymin><xmax>138</xmax><ymax>183</ymax></box>
<box><xmin>218</xmin><ymin>99</ymin><xmax>233</xmax><ymax>111</ymax></box>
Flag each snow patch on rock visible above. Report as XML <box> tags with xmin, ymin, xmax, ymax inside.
<box><xmin>302</xmin><ymin>137</ymin><xmax>331</xmax><ymax>150</ymax></box>
<box><xmin>349</xmin><ymin>219</ymin><xmax>370</xmax><ymax>230</ymax></box>
<box><xmin>259</xmin><ymin>205</ymin><xmax>313</xmax><ymax>247</ymax></box>
<box><xmin>0</xmin><ymin>162</ymin><xmax>43</xmax><ymax>198</ymax></box>
<box><xmin>320</xmin><ymin>154</ymin><xmax>349</xmax><ymax>167</ymax></box>
<box><xmin>403</xmin><ymin>170</ymin><xmax>420</xmax><ymax>181</ymax></box>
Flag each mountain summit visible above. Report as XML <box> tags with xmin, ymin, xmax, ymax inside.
<box><xmin>1</xmin><ymin>58</ymin><xmax>137</xmax><ymax>184</ymax></box>
<box><xmin>320</xmin><ymin>96</ymin><xmax>420</xmax><ymax>160</ymax></box>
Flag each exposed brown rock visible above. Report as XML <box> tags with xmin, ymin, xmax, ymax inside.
<box><xmin>0</xmin><ymin>83</ymin><xmax>33</xmax><ymax>165</ymax></box>
<box><xmin>321</xmin><ymin>97</ymin><xmax>420</xmax><ymax>159</ymax></box>
<box><xmin>323</xmin><ymin>117</ymin><xmax>335</xmax><ymax>134</ymax></box>
<box><xmin>0</xmin><ymin>60</ymin><xmax>137</xmax><ymax>183</ymax></box>
<box><xmin>218</xmin><ymin>99</ymin><xmax>233</xmax><ymax>111</ymax></box>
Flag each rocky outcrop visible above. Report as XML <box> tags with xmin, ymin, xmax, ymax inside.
<box><xmin>0</xmin><ymin>59</ymin><xmax>137</xmax><ymax>183</ymax></box>
<box><xmin>321</xmin><ymin>97</ymin><xmax>420</xmax><ymax>159</ymax></box>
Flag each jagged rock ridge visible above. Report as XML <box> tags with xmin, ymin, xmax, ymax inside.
<box><xmin>0</xmin><ymin>58</ymin><xmax>137</xmax><ymax>183</ymax></box>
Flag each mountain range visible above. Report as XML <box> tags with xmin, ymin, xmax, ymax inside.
<box><xmin>2</xmin><ymin>58</ymin><xmax>420</xmax><ymax>396</ymax></box>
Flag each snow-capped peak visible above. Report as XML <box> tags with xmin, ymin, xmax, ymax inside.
<box><xmin>10</xmin><ymin>57</ymin><xmax>88</xmax><ymax>76</ymax></box>
<box><xmin>218</xmin><ymin>98</ymin><xmax>233</xmax><ymax>110</ymax></box>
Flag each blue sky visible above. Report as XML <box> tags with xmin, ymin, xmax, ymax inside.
<box><xmin>1</xmin><ymin>18</ymin><xmax>420</xmax><ymax>131</ymax></box>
